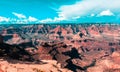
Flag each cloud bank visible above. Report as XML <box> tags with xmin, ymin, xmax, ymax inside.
<box><xmin>0</xmin><ymin>16</ymin><xmax>9</xmax><ymax>22</ymax></box>
<box><xmin>0</xmin><ymin>12</ymin><xmax>39</xmax><ymax>24</ymax></box>
<box><xmin>40</xmin><ymin>0</ymin><xmax>120</xmax><ymax>23</ymax></box>
<box><xmin>0</xmin><ymin>0</ymin><xmax>120</xmax><ymax>24</ymax></box>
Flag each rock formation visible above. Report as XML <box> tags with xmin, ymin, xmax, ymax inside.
<box><xmin>0</xmin><ymin>24</ymin><xmax>120</xmax><ymax>72</ymax></box>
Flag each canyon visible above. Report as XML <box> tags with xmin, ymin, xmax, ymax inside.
<box><xmin>0</xmin><ymin>23</ymin><xmax>120</xmax><ymax>72</ymax></box>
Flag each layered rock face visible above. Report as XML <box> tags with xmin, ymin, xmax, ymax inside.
<box><xmin>0</xmin><ymin>24</ymin><xmax>120</xmax><ymax>72</ymax></box>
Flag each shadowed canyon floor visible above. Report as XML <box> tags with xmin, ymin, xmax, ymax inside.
<box><xmin>0</xmin><ymin>24</ymin><xmax>120</xmax><ymax>72</ymax></box>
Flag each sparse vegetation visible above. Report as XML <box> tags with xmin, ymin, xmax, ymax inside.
<box><xmin>33</xmin><ymin>68</ymin><xmax>45</xmax><ymax>72</ymax></box>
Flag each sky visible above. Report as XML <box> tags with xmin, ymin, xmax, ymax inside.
<box><xmin>0</xmin><ymin>0</ymin><xmax>120</xmax><ymax>24</ymax></box>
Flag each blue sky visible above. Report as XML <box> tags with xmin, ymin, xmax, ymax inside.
<box><xmin>0</xmin><ymin>0</ymin><xmax>120</xmax><ymax>24</ymax></box>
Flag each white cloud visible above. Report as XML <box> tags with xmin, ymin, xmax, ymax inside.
<box><xmin>58</xmin><ymin>0</ymin><xmax>120</xmax><ymax>20</ymax></box>
<box><xmin>11</xmin><ymin>12</ymin><xmax>39</xmax><ymax>24</ymax></box>
<box><xmin>0</xmin><ymin>16</ymin><xmax>10</xmax><ymax>22</ymax></box>
<box><xmin>91</xmin><ymin>14</ymin><xmax>95</xmax><ymax>17</ymax></box>
<box><xmin>28</xmin><ymin>16</ymin><xmax>38</xmax><ymax>22</ymax></box>
<box><xmin>40</xmin><ymin>0</ymin><xmax>120</xmax><ymax>23</ymax></box>
<box><xmin>98</xmin><ymin>10</ymin><xmax>114</xmax><ymax>16</ymax></box>
<box><xmin>0</xmin><ymin>12</ymin><xmax>39</xmax><ymax>24</ymax></box>
<box><xmin>72</xmin><ymin>16</ymin><xmax>80</xmax><ymax>19</ymax></box>
<box><xmin>12</xmin><ymin>12</ymin><xmax>26</xmax><ymax>18</ymax></box>
<box><xmin>40</xmin><ymin>18</ymin><xmax>53</xmax><ymax>23</ymax></box>
<box><xmin>40</xmin><ymin>17</ymin><xmax>65</xmax><ymax>23</ymax></box>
